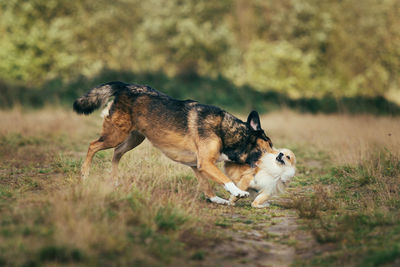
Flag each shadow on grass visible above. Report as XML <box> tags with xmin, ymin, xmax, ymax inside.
<box><xmin>1</xmin><ymin>69</ymin><xmax>399</xmax><ymax>115</ymax></box>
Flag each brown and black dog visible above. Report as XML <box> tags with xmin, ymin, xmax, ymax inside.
<box><xmin>73</xmin><ymin>81</ymin><xmax>274</xmax><ymax>204</ymax></box>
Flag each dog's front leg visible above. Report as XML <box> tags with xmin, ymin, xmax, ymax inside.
<box><xmin>251</xmin><ymin>192</ymin><xmax>270</xmax><ymax>208</ymax></box>
<box><xmin>198</xmin><ymin>161</ymin><xmax>249</xmax><ymax>198</ymax></box>
<box><xmin>229</xmin><ymin>173</ymin><xmax>254</xmax><ymax>205</ymax></box>
<box><xmin>191</xmin><ymin>167</ymin><xmax>231</xmax><ymax>205</ymax></box>
<box><xmin>197</xmin><ymin>140</ymin><xmax>249</xmax><ymax>198</ymax></box>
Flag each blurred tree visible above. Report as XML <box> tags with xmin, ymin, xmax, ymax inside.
<box><xmin>0</xmin><ymin>0</ymin><xmax>79</xmax><ymax>84</ymax></box>
<box><xmin>0</xmin><ymin>0</ymin><xmax>399</xmax><ymax>101</ymax></box>
<box><xmin>244</xmin><ymin>40</ymin><xmax>316</xmax><ymax>98</ymax></box>
<box><xmin>323</xmin><ymin>0</ymin><xmax>400</xmax><ymax>97</ymax></box>
<box><xmin>132</xmin><ymin>0</ymin><xmax>234</xmax><ymax>76</ymax></box>
<box><xmin>0</xmin><ymin>0</ymin><xmax>139</xmax><ymax>84</ymax></box>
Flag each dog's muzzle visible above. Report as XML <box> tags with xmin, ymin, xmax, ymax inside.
<box><xmin>276</xmin><ymin>152</ymin><xmax>285</xmax><ymax>165</ymax></box>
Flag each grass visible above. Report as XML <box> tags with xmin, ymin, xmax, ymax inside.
<box><xmin>267</xmin><ymin>112</ymin><xmax>400</xmax><ymax>266</ymax></box>
<box><xmin>290</xmin><ymin>153</ymin><xmax>400</xmax><ymax>266</ymax></box>
<box><xmin>0</xmin><ymin>108</ymin><xmax>400</xmax><ymax>266</ymax></box>
<box><xmin>0</xmin><ymin>108</ymin><xmax>213</xmax><ymax>266</ymax></box>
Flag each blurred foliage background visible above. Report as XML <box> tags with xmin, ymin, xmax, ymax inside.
<box><xmin>0</xmin><ymin>0</ymin><xmax>399</xmax><ymax>114</ymax></box>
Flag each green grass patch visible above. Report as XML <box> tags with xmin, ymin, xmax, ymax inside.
<box><xmin>0</xmin><ymin>185</ymin><xmax>13</xmax><ymax>201</ymax></box>
<box><xmin>155</xmin><ymin>205</ymin><xmax>188</xmax><ymax>232</ymax></box>
<box><xmin>52</xmin><ymin>154</ymin><xmax>81</xmax><ymax>174</ymax></box>
<box><xmin>191</xmin><ymin>250</ymin><xmax>206</xmax><ymax>261</ymax></box>
<box><xmin>363</xmin><ymin>244</ymin><xmax>400</xmax><ymax>267</ymax></box>
<box><xmin>38</xmin><ymin>246</ymin><xmax>85</xmax><ymax>263</ymax></box>
<box><xmin>215</xmin><ymin>219</ymin><xmax>233</xmax><ymax>228</ymax></box>
<box><xmin>294</xmin><ymin>152</ymin><xmax>400</xmax><ymax>265</ymax></box>
<box><xmin>0</xmin><ymin>133</ymin><xmax>46</xmax><ymax>148</ymax></box>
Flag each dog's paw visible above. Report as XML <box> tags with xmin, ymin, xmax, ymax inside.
<box><xmin>235</xmin><ymin>190</ymin><xmax>249</xmax><ymax>198</ymax></box>
<box><xmin>251</xmin><ymin>202</ymin><xmax>270</xmax><ymax>208</ymax></box>
<box><xmin>208</xmin><ymin>196</ymin><xmax>231</xmax><ymax>205</ymax></box>
<box><xmin>224</xmin><ymin>182</ymin><xmax>249</xmax><ymax>198</ymax></box>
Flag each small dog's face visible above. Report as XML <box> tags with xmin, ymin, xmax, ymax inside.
<box><xmin>275</xmin><ymin>148</ymin><xmax>296</xmax><ymax>167</ymax></box>
<box><xmin>256</xmin><ymin>148</ymin><xmax>296</xmax><ymax>184</ymax></box>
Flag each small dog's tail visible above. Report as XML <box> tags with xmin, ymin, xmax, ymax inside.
<box><xmin>73</xmin><ymin>81</ymin><xmax>127</xmax><ymax>115</ymax></box>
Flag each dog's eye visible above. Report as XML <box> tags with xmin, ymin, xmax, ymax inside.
<box><xmin>286</xmin><ymin>156</ymin><xmax>290</xmax><ymax>160</ymax></box>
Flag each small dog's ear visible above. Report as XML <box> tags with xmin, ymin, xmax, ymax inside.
<box><xmin>247</xmin><ymin>110</ymin><xmax>262</xmax><ymax>131</ymax></box>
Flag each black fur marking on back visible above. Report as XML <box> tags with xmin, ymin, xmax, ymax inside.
<box><xmin>196</xmin><ymin>104</ymin><xmax>225</xmax><ymax>138</ymax></box>
<box><xmin>148</xmin><ymin>98</ymin><xmax>194</xmax><ymax>132</ymax></box>
<box><xmin>74</xmin><ymin>81</ymin><xmax>273</xmax><ymax>167</ymax></box>
<box><xmin>126</xmin><ymin>86</ymin><xmax>197</xmax><ymax>132</ymax></box>
<box><xmin>220</xmin><ymin>113</ymin><xmax>254</xmax><ymax>162</ymax></box>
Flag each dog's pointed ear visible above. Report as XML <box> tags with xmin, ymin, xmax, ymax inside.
<box><xmin>247</xmin><ymin>110</ymin><xmax>262</xmax><ymax>131</ymax></box>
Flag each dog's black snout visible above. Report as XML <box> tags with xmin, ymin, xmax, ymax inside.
<box><xmin>276</xmin><ymin>152</ymin><xmax>285</xmax><ymax>164</ymax></box>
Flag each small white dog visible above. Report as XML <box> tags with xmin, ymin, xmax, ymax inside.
<box><xmin>225</xmin><ymin>148</ymin><xmax>296</xmax><ymax>208</ymax></box>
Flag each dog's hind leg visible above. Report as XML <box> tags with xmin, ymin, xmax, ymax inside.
<box><xmin>81</xmin><ymin>115</ymin><xmax>131</xmax><ymax>180</ymax></box>
<box><xmin>191</xmin><ymin>167</ymin><xmax>230</xmax><ymax>205</ymax></box>
<box><xmin>81</xmin><ymin>137</ymin><xmax>110</xmax><ymax>179</ymax></box>
<box><xmin>111</xmin><ymin>131</ymin><xmax>145</xmax><ymax>182</ymax></box>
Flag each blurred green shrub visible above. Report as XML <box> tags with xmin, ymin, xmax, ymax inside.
<box><xmin>244</xmin><ymin>40</ymin><xmax>316</xmax><ymax>98</ymax></box>
<box><xmin>0</xmin><ymin>0</ymin><xmax>399</xmax><ymax>107</ymax></box>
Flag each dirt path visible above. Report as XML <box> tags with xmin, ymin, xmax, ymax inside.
<box><xmin>196</xmin><ymin>206</ymin><xmax>317</xmax><ymax>267</ymax></box>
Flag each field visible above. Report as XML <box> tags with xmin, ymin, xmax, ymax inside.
<box><xmin>1</xmin><ymin>108</ymin><xmax>399</xmax><ymax>266</ymax></box>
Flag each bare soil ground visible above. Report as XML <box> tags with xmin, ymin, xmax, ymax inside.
<box><xmin>199</xmin><ymin>208</ymin><xmax>311</xmax><ymax>267</ymax></box>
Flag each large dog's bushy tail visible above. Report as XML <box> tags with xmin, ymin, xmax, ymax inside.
<box><xmin>73</xmin><ymin>81</ymin><xmax>127</xmax><ymax>115</ymax></box>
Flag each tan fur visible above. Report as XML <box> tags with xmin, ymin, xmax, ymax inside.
<box><xmin>76</xmin><ymin>83</ymin><xmax>274</xmax><ymax>202</ymax></box>
<box><xmin>251</xmin><ymin>193</ymin><xmax>270</xmax><ymax>208</ymax></box>
<box><xmin>83</xmin><ymin>106</ymin><xmax>242</xmax><ymax>196</ymax></box>
<box><xmin>225</xmin><ymin>163</ymin><xmax>257</xmax><ymax>204</ymax></box>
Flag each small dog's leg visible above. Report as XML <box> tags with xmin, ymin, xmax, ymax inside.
<box><xmin>230</xmin><ymin>173</ymin><xmax>254</xmax><ymax>203</ymax></box>
<box><xmin>251</xmin><ymin>192</ymin><xmax>270</xmax><ymax>208</ymax></box>
<box><xmin>252</xmin><ymin>202</ymin><xmax>270</xmax><ymax>208</ymax></box>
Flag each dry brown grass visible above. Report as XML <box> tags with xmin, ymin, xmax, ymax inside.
<box><xmin>1</xmin><ymin>108</ymin><xmax>399</xmax><ymax>266</ymax></box>
<box><xmin>0</xmin><ymin>108</ymin><xmax>222</xmax><ymax>265</ymax></box>
<box><xmin>259</xmin><ymin>110</ymin><xmax>400</xmax><ymax>165</ymax></box>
